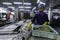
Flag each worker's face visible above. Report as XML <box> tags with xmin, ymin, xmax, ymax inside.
<box><xmin>39</xmin><ymin>8</ymin><xmax>44</xmax><ymax>12</ymax></box>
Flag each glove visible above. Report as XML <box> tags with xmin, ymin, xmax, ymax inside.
<box><xmin>42</xmin><ymin>22</ymin><xmax>47</xmax><ymax>26</ymax></box>
<box><xmin>26</xmin><ymin>22</ymin><xmax>32</xmax><ymax>30</ymax></box>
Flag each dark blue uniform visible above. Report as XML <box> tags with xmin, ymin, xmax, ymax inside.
<box><xmin>32</xmin><ymin>11</ymin><xmax>49</xmax><ymax>25</ymax></box>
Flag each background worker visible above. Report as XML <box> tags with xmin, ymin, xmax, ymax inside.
<box><xmin>7</xmin><ymin>11</ymin><xmax>14</xmax><ymax>23</ymax></box>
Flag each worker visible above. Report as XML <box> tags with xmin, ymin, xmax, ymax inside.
<box><xmin>7</xmin><ymin>11</ymin><xmax>14</xmax><ymax>23</ymax></box>
<box><xmin>7</xmin><ymin>11</ymin><xmax>11</xmax><ymax>21</ymax></box>
<box><xmin>32</xmin><ymin>4</ymin><xmax>49</xmax><ymax>25</ymax></box>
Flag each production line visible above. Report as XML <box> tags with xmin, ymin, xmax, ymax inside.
<box><xmin>0</xmin><ymin>20</ymin><xmax>59</xmax><ymax>40</ymax></box>
<box><xmin>0</xmin><ymin>21</ymin><xmax>24</xmax><ymax>34</ymax></box>
<box><xmin>0</xmin><ymin>20</ymin><xmax>32</xmax><ymax>40</ymax></box>
<box><xmin>0</xmin><ymin>0</ymin><xmax>60</xmax><ymax>40</ymax></box>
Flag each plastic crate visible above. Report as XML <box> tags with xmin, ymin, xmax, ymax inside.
<box><xmin>29</xmin><ymin>36</ymin><xmax>56</xmax><ymax>40</ymax></box>
<box><xmin>32</xmin><ymin>25</ymin><xmax>58</xmax><ymax>40</ymax></box>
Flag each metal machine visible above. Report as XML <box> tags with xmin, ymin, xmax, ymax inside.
<box><xmin>0</xmin><ymin>7</ymin><xmax>8</xmax><ymax>26</ymax></box>
<box><xmin>50</xmin><ymin>9</ymin><xmax>60</xmax><ymax>26</ymax></box>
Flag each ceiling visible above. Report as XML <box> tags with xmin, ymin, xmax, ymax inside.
<box><xmin>0</xmin><ymin>0</ymin><xmax>37</xmax><ymax>12</ymax></box>
<box><xmin>0</xmin><ymin>0</ymin><xmax>60</xmax><ymax>12</ymax></box>
<box><xmin>0</xmin><ymin>0</ymin><xmax>37</xmax><ymax>7</ymax></box>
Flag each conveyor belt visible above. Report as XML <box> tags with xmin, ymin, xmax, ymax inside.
<box><xmin>15</xmin><ymin>21</ymin><xmax>23</xmax><ymax>26</ymax></box>
<box><xmin>0</xmin><ymin>25</ymin><xmax>18</xmax><ymax>34</ymax></box>
<box><xmin>0</xmin><ymin>21</ymin><xmax>23</xmax><ymax>34</ymax></box>
<box><xmin>0</xmin><ymin>34</ymin><xmax>17</xmax><ymax>40</ymax></box>
<box><xmin>1</xmin><ymin>25</ymin><xmax>18</xmax><ymax>31</ymax></box>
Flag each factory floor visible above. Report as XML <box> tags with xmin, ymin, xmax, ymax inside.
<box><xmin>52</xmin><ymin>26</ymin><xmax>60</xmax><ymax>35</ymax></box>
<box><xmin>57</xmin><ymin>35</ymin><xmax>60</xmax><ymax>40</ymax></box>
<box><xmin>52</xmin><ymin>26</ymin><xmax>60</xmax><ymax>40</ymax></box>
<box><xmin>0</xmin><ymin>22</ymin><xmax>60</xmax><ymax>40</ymax></box>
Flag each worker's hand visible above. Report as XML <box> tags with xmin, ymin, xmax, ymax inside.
<box><xmin>42</xmin><ymin>22</ymin><xmax>47</xmax><ymax>26</ymax></box>
<box><xmin>26</xmin><ymin>22</ymin><xmax>32</xmax><ymax>31</ymax></box>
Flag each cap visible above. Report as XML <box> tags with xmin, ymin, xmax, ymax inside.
<box><xmin>38</xmin><ymin>4</ymin><xmax>45</xmax><ymax>9</ymax></box>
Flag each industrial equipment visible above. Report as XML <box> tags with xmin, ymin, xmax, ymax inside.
<box><xmin>0</xmin><ymin>7</ymin><xmax>8</xmax><ymax>26</ymax></box>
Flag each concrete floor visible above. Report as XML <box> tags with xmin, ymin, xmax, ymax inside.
<box><xmin>57</xmin><ymin>35</ymin><xmax>60</xmax><ymax>40</ymax></box>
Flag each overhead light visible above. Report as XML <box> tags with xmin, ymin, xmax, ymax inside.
<box><xmin>19</xmin><ymin>6</ymin><xmax>31</xmax><ymax>8</ymax></box>
<box><xmin>19</xmin><ymin>9</ymin><xmax>30</xmax><ymax>11</ymax></box>
<box><xmin>32</xmin><ymin>7</ymin><xmax>36</xmax><ymax>10</ymax></box>
<box><xmin>18</xmin><ymin>6</ymin><xmax>24</xmax><ymax>8</ymax></box>
<box><xmin>25</xmin><ymin>10</ymin><xmax>31</xmax><ymax>11</ymax></box>
<box><xmin>13</xmin><ymin>2</ymin><xmax>22</xmax><ymax>4</ymax></box>
<box><xmin>8</xmin><ymin>6</ymin><xmax>14</xmax><ymax>8</ymax></box>
<box><xmin>8</xmin><ymin>6</ymin><xmax>15</xmax><ymax>10</ymax></box>
<box><xmin>37</xmin><ymin>0</ymin><xmax>40</xmax><ymax>3</ymax></box>
<box><xmin>32</xmin><ymin>7</ymin><xmax>36</xmax><ymax>12</ymax></box>
<box><xmin>25</xmin><ymin>7</ymin><xmax>31</xmax><ymax>8</ymax></box>
<box><xmin>24</xmin><ymin>3</ymin><xmax>31</xmax><ymax>5</ymax></box>
<box><xmin>3</xmin><ymin>2</ymin><xmax>12</xmax><ymax>5</ymax></box>
<box><xmin>20</xmin><ymin>9</ymin><xmax>24</xmax><ymax>11</ymax></box>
